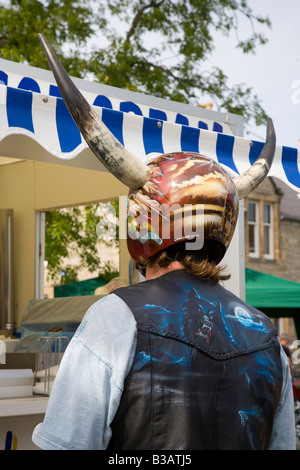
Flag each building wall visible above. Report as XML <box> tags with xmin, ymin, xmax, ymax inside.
<box><xmin>244</xmin><ymin>177</ymin><xmax>300</xmax><ymax>340</ymax></box>
<box><xmin>246</xmin><ymin>216</ymin><xmax>300</xmax><ymax>282</ymax></box>
<box><xmin>278</xmin><ymin>218</ymin><xmax>300</xmax><ymax>283</ymax></box>
<box><xmin>245</xmin><ymin>177</ymin><xmax>281</xmax><ymax>271</ymax></box>
<box><xmin>245</xmin><ymin>177</ymin><xmax>300</xmax><ymax>283</ymax></box>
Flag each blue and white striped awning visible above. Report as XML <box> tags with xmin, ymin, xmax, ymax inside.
<box><xmin>0</xmin><ymin>84</ymin><xmax>299</xmax><ymax>193</ymax></box>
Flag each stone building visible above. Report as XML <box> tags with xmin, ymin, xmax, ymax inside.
<box><xmin>244</xmin><ymin>176</ymin><xmax>300</xmax><ymax>340</ymax></box>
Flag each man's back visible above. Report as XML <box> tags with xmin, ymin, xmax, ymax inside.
<box><xmin>109</xmin><ymin>270</ymin><xmax>283</xmax><ymax>450</ymax></box>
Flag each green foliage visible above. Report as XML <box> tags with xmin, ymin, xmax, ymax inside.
<box><xmin>45</xmin><ymin>203</ymin><xmax>119</xmax><ymax>284</ymax></box>
<box><xmin>87</xmin><ymin>0</ymin><xmax>271</xmax><ymax>124</ymax></box>
<box><xmin>0</xmin><ymin>1</ymin><xmax>272</xmax><ymax>279</ymax></box>
<box><xmin>0</xmin><ymin>0</ymin><xmax>271</xmax><ymax>123</ymax></box>
<box><xmin>0</xmin><ymin>0</ymin><xmax>95</xmax><ymax>75</ymax></box>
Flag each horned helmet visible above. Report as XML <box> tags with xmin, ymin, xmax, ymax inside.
<box><xmin>39</xmin><ymin>34</ymin><xmax>276</xmax><ymax>264</ymax></box>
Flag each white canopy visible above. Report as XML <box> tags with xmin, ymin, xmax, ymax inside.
<box><xmin>0</xmin><ymin>57</ymin><xmax>299</xmax><ymax>193</ymax></box>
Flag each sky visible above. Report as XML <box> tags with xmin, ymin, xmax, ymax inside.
<box><xmin>87</xmin><ymin>1</ymin><xmax>299</xmax><ymax>149</ymax></box>
<box><xmin>203</xmin><ymin>0</ymin><xmax>300</xmax><ymax>149</ymax></box>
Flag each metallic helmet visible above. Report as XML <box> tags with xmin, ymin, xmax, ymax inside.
<box><xmin>127</xmin><ymin>151</ymin><xmax>238</xmax><ymax>263</ymax></box>
<box><xmin>39</xmin><ymin>34</ymin><xmax>276</xmax><ymax>264</ymax></box>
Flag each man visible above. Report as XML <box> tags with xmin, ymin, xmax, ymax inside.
<box><xmin>32</xmin><ymin>35</ymin><xmax>295</xmax><ymax>450</ymax></box>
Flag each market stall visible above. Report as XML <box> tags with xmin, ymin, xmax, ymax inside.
<box><xmin>0</xmin><ymin>56</ymin><xmax>299</xmax><ymax>449</ymax></box>
<box><xmin>246</xmin><ymin>268</ymin><xmax>300</xmax><ymax>338</ymax></box>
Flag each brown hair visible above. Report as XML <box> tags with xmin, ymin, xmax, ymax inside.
<box><xmin>139</xmin><ymin>245</ymin><xmax>231</xmax><ymax>283</ymax></box>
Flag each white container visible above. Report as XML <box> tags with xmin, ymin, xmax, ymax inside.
<box><xmin>1</xmin><ymin>339</ymin><xmax>19</xmax><ymax>352</ymax></box>
<box><xmin>0</xmin><ymin>369</ymin><xmax>33</xmax><ymax>399</ymax></box>
<box><xmin>34</xmin><ymin>336</ymin><xmax>69</xmax><ymax>396</ymax></box>
<box><xmin>0</xmin><ymin>369</ymin><xmax>33</xmax><ymax>387</ymax></box>
<box><xmin>0</xmin><ymin>385</ymin><xmax>33</xmax><ymax>399</ymax></box>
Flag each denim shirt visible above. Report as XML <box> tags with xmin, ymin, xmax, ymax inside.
<box><xmin>32</xmin><ymin>294</ymin><xmax>296</xmax><ymax>450</ymax></box>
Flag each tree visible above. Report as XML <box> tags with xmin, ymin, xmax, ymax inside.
<box><xmin>45</xmin><ymin>202</ymin><xmax>119</xmax><ymax>284</ymax></box>
<box><xmin>0</xmin><ymin>0</ymin><xmax>270</xmax><ymax>124</ymax></box>
<box><xmin>0</xmin><ymin>0</ymin><xmax>271</xmax><ymax>281</ymax></box>
<box><xmin>0</xmin><ymin>0</ymin><xmax>95</xmax><ymax>73</ymax></box>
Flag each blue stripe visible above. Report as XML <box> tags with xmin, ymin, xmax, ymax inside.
<box><xmin>143</xmin><ymin>117</ymin><xmax>164</xmax><ymax>155</ymax></box>
<box><xmin>216</xmin><ymin>133</ymin><xmax>239</xmax><ymax>173</ymax></box>
<box><xmin>49</xmin><ymin>84</ymin><xmax>61</xmax><ymax>98</ymax></box>
<box><xmin>175</xmin><ymin>114</ymin><xmax>189</xmax><ymax>125</ymax></box>
<box><xmin>198</xmin><ymin>121</ymin><xmax>208</xmax><ymax>130</ymax></box>
<box><xmin>120</xmin><ymin>101</ymin><xmax>143</xmax><ymax>115</ymax></box>
<box><xmin>102</xmin><ymin>108</ymin><xmax>124</xmax><ymax>145</ymax></box>
<box><xmin>281</xmin><ymin>146</ymin><xmax>300</xmax><ymax>189</ymax></box>
<box><xmin>7</xmin><ymin>87</ymin><xmax>34</xmax><ymax>132</ymax></box>
<box><xmin>213</xmin><ymin>122</ymin><xmax>223</xmax><ymax>133</ymax></box>
<box><xmin>93</xmin><ymin>95</ymin><xmax>113</xmax><ymax>109</ymax></box>
<box><xmin>149</xmin><ymin>109</ymin><xmax>167</xmax><ymax>121</ymax></box>
<box><xmin>56</xmin><ymin>99</ymin><xmax>81</xmax><ymax>152</ymax></box>
<box><xmin>0</xmin><ymin>71</ymin><xmax>8</xmax><ymax>85</ymax></box>
<box><xmin>18</xmin><ymin>77</ymin><xmax>41</xmax><ymax>93</ymax></box>
<box><xmin>181</xmin><ymin>125</ymin><xmax>200</xmax><ymax>152</ymax></box>
<box><xmin>249</xmin><ymin>140</ymin><xmax>264</xmax><ymax>165</ymax></box>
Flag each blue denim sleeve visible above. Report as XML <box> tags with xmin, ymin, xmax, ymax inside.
<box><xmin>32</xmin><ymin>294</ymin><xmax>137</xmax><ymax>450</ymax></box>
<box><xmin>268</xmin><ymin>345</ymin><xmax>296</xmax><ymax>450</ymax></box>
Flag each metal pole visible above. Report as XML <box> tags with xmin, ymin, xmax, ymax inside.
<box><xmin>0</xmin><ymin>209</ymin><xmax>14</xmax><ymax>332</ymax></box>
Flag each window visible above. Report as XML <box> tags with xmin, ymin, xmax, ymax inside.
<box><xmin>248</xmin><ymin>201</ymin><xmax>259</xmax><ymax>257</ymax></box>
<box><xmin>263</xmin><ymin>203</ymin><xmax>274</xmax><ymax>259</ymax></box>
<box><xmin>247</xmin><ymin>200</ymin><xmax>275</xmax><ymax>260</ymax></box>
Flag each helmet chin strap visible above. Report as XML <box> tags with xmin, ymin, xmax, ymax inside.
<box><xmin>165</xmin><ymin>251</ymin><xmax>180</xmax><ymax>262</ymax></box>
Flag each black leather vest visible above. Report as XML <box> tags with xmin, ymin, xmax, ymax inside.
<box><xmin>108</xmin><ymin>270</ymin><xmax>282</xmax><ymax>450</ymax></box>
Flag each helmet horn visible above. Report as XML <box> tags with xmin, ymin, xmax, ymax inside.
<box><xmin>233</xmin><ymin>118</ymin><xmax>276</xmax><ymax>199</ymax></box>
<box><xmin>38</xmin><ymin>33</ymin><xmax>151</xmax><ymax>190</ymax></box>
